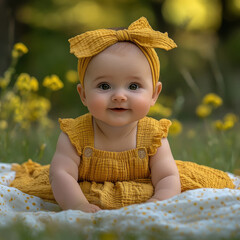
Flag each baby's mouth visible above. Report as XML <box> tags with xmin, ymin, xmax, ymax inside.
<box><xmin>110</xmin><ymin>108</ymin><xmax>128</xmax><ymax>112</ymax></box>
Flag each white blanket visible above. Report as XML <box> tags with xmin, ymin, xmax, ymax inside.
<box><xmin>0</xmin><ymin>162</ymin><xmax>240</xmax><ymax>239</ymax></box>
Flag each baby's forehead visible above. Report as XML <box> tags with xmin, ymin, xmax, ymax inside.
<box><xmin>102</xmin><ymin>42</ymin><xmax>143</xmax><ymax>56</ymax></box>
<box><xmin>84</xmin><ymin>41</ymin><xmax>152</xmax><ymax>80</ymax></box>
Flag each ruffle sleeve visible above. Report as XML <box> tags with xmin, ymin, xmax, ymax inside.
<box><xmin>59</xmin><ymin>117</ymin><xmax>83</xmax><ymax>156</ymax></box>
<box><xmin>143</xmin><ymin>118</ymin><xmax>172</xmax><ymax>156</ymax></box>
<box><xmin>159</xmin><ymin>119</ymin><xmax>172</xmax><ymax>138</ymax></box>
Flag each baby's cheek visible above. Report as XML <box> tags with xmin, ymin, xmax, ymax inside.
<box><xmin>131</xmin><ymin>97</ymin><xmax>151</xmax><ymax>115</ymax></box>
<box><xmin>133</xmin><ymin>97</ymin><xmax>151</xmax><ymax>109</ymax></box>
<box><xmin>87</xmin><ymin>96</ymin><xmax>106</xmax><ymax>111</ymax></box>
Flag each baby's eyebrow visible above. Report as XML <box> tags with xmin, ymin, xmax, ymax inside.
<box><xmin>127</xmin><ymin>75</ymin><xmax>144</xmax><ymax>81</ymax></box>
<box><xmin>92</xmin><ymin>75</ymin><xmax>144</xmax><ymax>83</ymax></box>
<box><xmin>93</xmin><ymin>75</ymin><xmax>111</xmax><ymax>82</ymax></box>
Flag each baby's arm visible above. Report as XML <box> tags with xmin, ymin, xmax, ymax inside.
<box><xmin>147</xmin><ymin>138</ymin><xmax>181</xmax><ymax>202</ymax></box>
<box><xmin>49</xmin><ymin>132</ymin><xmax>101</xmax><ymax>212</ymax></box>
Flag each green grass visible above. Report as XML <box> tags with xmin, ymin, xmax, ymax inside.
<box><xmin>0</xmin><ymin>125</ymin><xmax>60</xmax><ymax>165</ymax></box>
<box><xmin>169</xmin><ymin>121</ymin><xmax>240</xmax><ymax>173</ymax></box>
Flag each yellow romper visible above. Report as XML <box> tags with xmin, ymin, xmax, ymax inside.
<box><xmin>57</xmin><ymin>113</ymin><xmax>171</xmax><ymax>209</ymax></box>
<box><xmin>10</xmin><ymin>113</ymin><xmax>236</xmax><ymax>210</ymax></box>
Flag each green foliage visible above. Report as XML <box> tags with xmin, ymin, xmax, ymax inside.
<box><xmin>0</xmin><ymin>126</ymin><xmax>59</xmax><ymax>164</ymax></box>
<box><xmin>169</xmin><ymin>121</ymin><xmax>240</xmax><ymax>173</ymax></box>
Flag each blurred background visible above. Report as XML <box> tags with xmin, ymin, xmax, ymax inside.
<box><xmin>1</xmin><ymin>0</ymin><xmax>240</xmax><ymax>120</ymax></box>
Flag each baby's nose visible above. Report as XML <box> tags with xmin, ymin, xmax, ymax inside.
<box><xmin>111</xmin><ymin>90</ymin><xmax>127</xmax><ymax>102</ymax></box>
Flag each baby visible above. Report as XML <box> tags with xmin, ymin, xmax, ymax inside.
<box><xmin>9</xmin><ymin>17</ymin><xmax>237</xmax><ymax>212</ymax></box>
<box><xmin>49</xmin><ymin>17</ymin><xmax>181</xmax><ymax>213</ymax></box>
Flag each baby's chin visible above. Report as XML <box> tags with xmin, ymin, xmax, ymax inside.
<box><xmin>92</xmin><ymin>115</ymin><xmax>140</xmax><ymax>128</ymax></box>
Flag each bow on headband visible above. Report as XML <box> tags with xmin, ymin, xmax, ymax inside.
<box><xmin>68</xmin><ymin>17</ymin><xmax>177</xmax><ymax>89</ymax></box>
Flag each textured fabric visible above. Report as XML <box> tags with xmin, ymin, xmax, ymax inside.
<box><xmin>58</xmin><ymin>113</ymin><xmax>171</xmax><ymax>170</ymax></box>
<box><xmin>177</xmin><ymin>161</ymin><xmax>235</xmax><ymax>191</ymax></box>
<box><xmin>2</xmin><ymin>162</ymin><xmax>240</xmax><ymax>240</ymax></box>
<box><xmin>9</xmin><ymin>114</ymin><xmax>236</xmax><ymax>210</ymax></box>
<box><xmin>69</xmin><ymin>17</ymin><xmax>177</xmax><ymax>89</ymax></box>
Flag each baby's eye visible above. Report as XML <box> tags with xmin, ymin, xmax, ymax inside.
<box><xmin>98</xmin><ymin>83</ymin><xmax>111</xmax><ymax>90</ymax></box>
<box><xmin>129</xmin><ymin>83</ymin><xmax>139</xmax><ymax>90</ymax></box>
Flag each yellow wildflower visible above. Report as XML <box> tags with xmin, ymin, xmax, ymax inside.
<box><xmin>0</xmin><ymin>68</ymin><xmax>14</xmax><ymax>89</ymax></box>
<box><xmin>148</xmin><ymin>102</ymin><xmax>172</xmax><ymax>117</ymax></box>
<box><xmin>196</xmin><ymin>104</ymin><xmax>212</xmax><ymax>118</ymax></box>
<box><xmin>213</xmin><ymin>120</ymin><xmax>223</xmax><ymax>130</ymax></box>
<box><xmin>0</xmin><ymin>120</ymin><xmax>8</xmax><ymax>130</ymax></box>
<box><xmin>224</xmin><ymin>113</ymin><xmax>238</xmax><ymax>124</ymax></box>
<box><xmin>0</xmin><ymin>78</ymin><xmax>9</xmax><ymax>89</ymax></box>
<box><xmin>66</xmin><ymin>70</ymin><xmax>78</xmax><ymax>83</ymax></box>
<box><xmin>213</xmin><ymin>112</ymin><xmax>238</xmax><ymax>131</ymax></box>
<box><xmin>15</xmin><ymin>73</ymin><xmax>39</xmax><ymax>92</ymax></box>
<box><xmin>30</xmin><ymin>77</ymin><xmax>39</xmax><ymax>91</ymax></box>
<box><xmin>14</xmin><ymin>43</ymin><xmax>28</xmax><ymax>53</ymax></box>
<box><xmin>15</xmin><ymin>73</ymin><xmax>32</xmax><ymax>92</ymax></box>
<box><xmin>12</xmin><ymin>43</ymin><xmax>28</xmax><ymax>58</ymax></box>
<box><xmin>14</xmin><ymin>103</ymin><xmax>27</xmax><ymax>123</ymax></box>
<box><xmin>169</xmin><ymin>119</ymin><xmax>182</xmax><ymax>136</ymax></box>
<box><xmin>43</xmin><ymin>75</ymin><xmax>64</xmax><ymax>91</ymax></box>
<box><xmin>223</xmin><ymin>120</ymin><xmax>235</xmax><ymax>130</ymax></box>
<box><xmin>28</xmin><ymin>97</ymin><xmax>51</xmax><ymax>121</ymax></box>
<box><xmin>202</xmin><ymin>93</ymin><xmax>223</xmax><ymax>108</ymax></box>
<box><xmin>2</xmin><ymin>92</ymin><xmax>21</xmax><ymax>116</ymax></box>
<box><xmin>8</xmin><ymin>94</ymin><xmax>21</xmax><ymax>109</ymax></box>
<box><xmin>213</xmin><ymin>119</ymin><xmax>234</xmax><ymax>131</ymax></box>
<box><xmin>12</xmin><ymin>94</ymin><xmax>51</xmax><ymax>128</ymax></box>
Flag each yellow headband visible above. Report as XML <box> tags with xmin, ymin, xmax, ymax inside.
<box><xmin>69</xmin><ymin>17</ymin><xmax>177</xmax><ymax>89</ymax></box>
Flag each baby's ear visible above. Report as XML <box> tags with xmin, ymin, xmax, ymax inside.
<box><xmin>77</xmin><ymin>84</ymin><xmax>87</xmax><ymax>106</ymax></box>
<box><xmin>151</xmin><ymin>82</ymin><xmax>162</xmax><ymax>106</ymax></box>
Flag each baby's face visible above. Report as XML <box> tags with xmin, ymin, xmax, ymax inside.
<box><xmin>78</xmin><ymin>42</ymin><xmax>160</xmax><ymax>127</ymax></box>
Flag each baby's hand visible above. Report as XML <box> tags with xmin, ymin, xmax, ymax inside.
<box><xmin>74</xmin><ymin>202</ymin><xmax>102</xmax><ymax>213</ymax></box>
